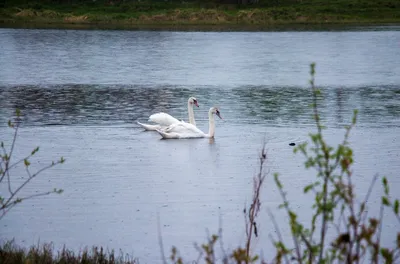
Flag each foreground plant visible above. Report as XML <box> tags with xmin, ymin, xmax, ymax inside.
<box><xmin>271</xmin><ymin>63</ymin><xmax>400</xmax><ymax>263</ymax></box>
<box><xmin>0</xmin><ymin>109</ymin><xmax>65</xmax><ymax>220</ymax></box>
<box><xmin>0</xmin><ymin>241</ymin><xmax>138</xmax><ymax>264</ymax></box>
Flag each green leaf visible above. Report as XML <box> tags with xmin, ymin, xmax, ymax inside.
<box><xmin>55</xmin><ymin>189</ymin><xmax>63</xmax><ymax>194</ymax></box>
<box><xmin>310</xmin><ymin>63</ymin><xmax>316</xmax><ymax>76</ymax></box>
<box><xmin>394</xmin><ymin>200</ymin><xmax>399</xmax><ymax>215</ymax></box>
<box><xmin>289</xmin><ymin>211</ymin><xmax>297</xmax><ymax>221</ymax></box>
<box><xmin>382</xmin><ymin>177</ymin><xmax>389</xmax><ymax>195</ymax></box>
<box><xmin>352</xmin><ymin>109</ymin><xmax>358</xmax><ymax>124</ymax></box>
<box><xmin>382</xmin><ymin>196</ymin><xmax>390</xmax><ymax>206</ymax></box>
<box><xmin>380</xmin><ymin>248</ymin><xmax>393</xmax><ymax>262</ymax></box>
<box><xmin>274</xmin><ymin>173</ymin><xmax>282</xmax><ymax>189</ymax></box>
<box><xmin>24</xmin><ymin>159</ymin><xmax>30</xmax><ymax>167</ymax></box>
<box><xmin>31</xmin><ymin>147</ymin><xmax>39</xmax><ymax>155</ymax></box>
<box><xmin>304</xmin><ymin>183</ymin><xmax>314</xmax><ymax>193</ymax></box>
<box><xmin>16</xmin><ymin>108</ymin><xmax>21</xmax><ymax>117</ymax></box>
<box><xmin>278</xmin><ymin>202</ymin><xmax>287</xmax><ymax>209</ymax></box>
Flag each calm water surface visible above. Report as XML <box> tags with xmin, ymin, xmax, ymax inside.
<box><xmin>0</xmin><ymin>27</ymin><xmax>399</xmax><ymax>263</ymax></box>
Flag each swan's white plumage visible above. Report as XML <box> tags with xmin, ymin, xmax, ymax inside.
<box><xmin>162</xmin><ymin>121</ymin><xmax>205</xmax><ymax>135</ymax></box>
<box><xmin>149</xmin><ymin>112</ymin><xmax>180</xmax><ymax>126</ymax></box>
<box><xmin>156</xmin><ymin>129</ymin><xmax>205</xmax><ymax>139</ymax></box>
<box><xmin>137</xmin><ymin>97</ymin><xmax>199</xmax><ymax>131</ymax></box>
<box><xmin>136</xmin><ymin>122</ymin><xmax>162</xmax><ymax>131</ymax></box>
<box><xmin>156</xmin><ymin>107</ymin><xmax>221</xmax><ymax>139</ymax></box>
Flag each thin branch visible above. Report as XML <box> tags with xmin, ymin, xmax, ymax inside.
<box><xmin>276</xmin><ymin>185</ymin><xmax>302</xmax><ymax>263</ymax></box>
<box><xmin>358</xmin><ymin>174</ymin><xmax>378</xmax><ymax>223</ymax></box>
<box><xmin>393</xmin><ymin>249</ymin><xmax>400</xmax><ymax>262</ymax></box>
<box><xmin>194</xmin><ymin>242</ymin><xmax>204</xmax><ymax>264</ymax></box>
<box><xmin>2</xmin><ymin>161</ymin><xmax>61</xmax><ymax>212</ymax></box>
<box><xmin>7</xmin><ymin>120</ymin><xmax>19</xmax><ymax>168</ymax></box>
<box><xmin>375</xmin><ymin>203</ymin><xmax>385</xmax><ymax>263</ymax></box>
<box><xmin>0</xmin><ymin>190</ymin><xmax>61</xmax><ymax>221</ymax></box>
<box><xmin>0</xmin><ymin>202</ymin><xmax>17</xmax><ymax>220</ymax></box>
<box><xmin>346</xmin><ymin>173</ymin><xmax>359</xmax><ymax>264</ymax></box>
<box><xmin>331</xmin><ymin>123</ymin><xmax>355</xmax><ymax>173</ymax></box>
<box><xmin>318</xmin><ymin>174</ymin><xmax>329</xmax><ymax>262</ymax></box>
<box><xmin>299</xmin><ymin>232</ymin><xmax>315</xmax><ymax>263</ymax></box>
<box><xmin>268</xmin><ymin>234</ymin><xmax>286</xmax><ymax>264</ymax></box>
<box><xmin>218</xmin><ymin>210</ymin><xmax>229</xmax><ymax>264</ymax></box>
<box><xmin>245</xmin><ymin>144</ymin><xmax>267</xmax><ymax>259</ymax></box>
<box><xmin>157</xmin><ymin>212</ymin><xmax>168</xmax><ymax>264</ymax></box>
<box><xmin>0</xmin><ymin>160</ymin><xmax>5</xmax><ymax>183</ymax></box>
<box><xmin>8</xmin><ymin>153</ymin><xmax>35</xmax><ymax>171</ymax></box>
<box><xmin>267</xmin><ymin>208</ymin><xmax>290</xmax><ymax>264</ymax></box>
<box><xmin>5</xmin><ymin>119</ymin><xmax>20</xmax><ymax>194</ymax></box>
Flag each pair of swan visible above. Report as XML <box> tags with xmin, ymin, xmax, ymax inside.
<box><xmin>137</xmin><ymin>97</ymin><xmax>222</xmax><ymax>139</ymax></box>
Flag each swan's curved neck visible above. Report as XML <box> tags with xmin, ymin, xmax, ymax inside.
<box><xmin>187</xmin><ymin>101</ymin><xmax>196</xmax><ymax>126</ymax></box>
<box><xmin>208</xmin><ymin>110</ymin><xmax>215</xmax><ymax>138</ymax></box>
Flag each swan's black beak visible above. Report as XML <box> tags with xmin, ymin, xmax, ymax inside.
<box><xmin>194</xmin><ymin>100</ymin><xmax>199</xmax><ymax>107</ymax></box>
<box><xmin>216</xmin><ymin>110</ymin><xmax>222</xmax><ymax>119</ymax></box>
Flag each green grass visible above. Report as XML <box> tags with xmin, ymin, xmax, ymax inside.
<box><xmin>0</xmin><ymin>0</ymin><xmax>399</xmax><ymax>28</ymax></box>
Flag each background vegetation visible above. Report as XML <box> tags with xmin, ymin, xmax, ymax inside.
<box><xmin>1</xmin><ymin>0</ymin><xmax>400</xmax><ymax>27</ymax></box>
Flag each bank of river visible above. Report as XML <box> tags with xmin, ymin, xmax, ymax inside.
<box><xmin>1</xmin><ymin>0</ymin><xmax>400</xmax><ymax>30</ymax></box>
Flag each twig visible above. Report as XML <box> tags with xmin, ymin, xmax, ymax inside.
<box><xmin>245</xmin><ymin>144</ymin><xmax>267</xmax><ymax>259</ymax></box>
<box><xmin>359</xmin><ymin>174</ymin><xmax>378</xmax><ymax>224</ymax></box>
<box><xmin>218</xmin><ymin>210</ymin><xmax>229</xmax><ymax>264</ymax></box>
<box><xmin>318</xmin><ymin>174</ymin><xmax>329</xmax><ymax>262</ymax></box>
<box><xmin>0</xmin><ymin>190</ymin><xmax>60</xmax><ymax>220</ymax></box>
<box><xmin>375</xmin><ymin>203</ymin><xmax>385</xmax><ymax>263</ymax></box>
<box><xmin>7</xmin><ymin>153</ymin><xmax>35</xmax><ymax>171</ymax></box>
<box><xmin>267</xmin><ymin>208</ymin><xmax>290</xmax><ymax>264</ymax></box>
<box><xmin>2</xmin><ymin>161</ymin><xmax>62</xmax><ymax>209</ymax></box>
<box><xmin>157</xmin><ymin>212</ymin><xmax>168</xmax><ymax>264</ymax></box>
<box><xmin>276</xmin><ymin>184</ymin><xmax>302</xmax><ymax>263</ymax></box>
<box><xmin>5</xmin><ymin>118</ymin><xmax>20</xmax><ymax>194</ymax></box>
<box><xmin>345</xmin><ymin>173</ymin><xmax>359</xmax><ymax>264</ymax></box>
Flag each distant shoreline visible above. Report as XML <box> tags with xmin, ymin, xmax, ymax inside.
<box><xmin>1</xmin><ymin>0</ymin><xmax>400</xmax><ymax>31</ymax></box>
<box><xmin>1</xmin><ymin>20</ymin><xmax>400</xmax><ymax>32</ymax></box>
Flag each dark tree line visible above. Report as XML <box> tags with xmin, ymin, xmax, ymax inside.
<box><xmin>1</xmin><ymin>0</ymin><xmax>261</xmax><ymax>6</ymax></box>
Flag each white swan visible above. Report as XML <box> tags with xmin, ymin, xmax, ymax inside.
<box><xmin>156</xmin><ymin>107</ymin><xmax>222</xmax><ymax>139</ymax></box>
<box><xmin>137</xmin><ymin>97</ymin><xmax>199</xmax><ymax>131</ymax></box>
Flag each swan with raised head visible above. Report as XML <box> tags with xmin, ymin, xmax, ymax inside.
<box><xmin>137</xmin><ymin>97</ymin><xmax>199</xmax><ymax>131</ymax></box>
<box><xmin>156</xmin><ymin>107</ymin><xmax>222</xmax><ymax>139</ymax></box>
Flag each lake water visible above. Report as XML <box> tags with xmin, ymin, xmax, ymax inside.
<box><xmin>0</xmin><ymin>27</ymin><xmax>400</xmax><ymax>263</ymax></box>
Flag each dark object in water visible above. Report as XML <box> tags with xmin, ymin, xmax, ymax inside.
<box><xmin>289</xmin><ymin>142</ymin><xmax>296</xmax><ymax>146</ymax></box>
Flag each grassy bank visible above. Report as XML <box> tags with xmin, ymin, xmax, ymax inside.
<box><xmin>0</xmin><ymin>241</ymin><xmax>138</xmax><ymax>264</ymax></box>
<box><xmin>1</xmin><ymin>0</ymin><xmax>400</xmax><ymax>29</ymax></box>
